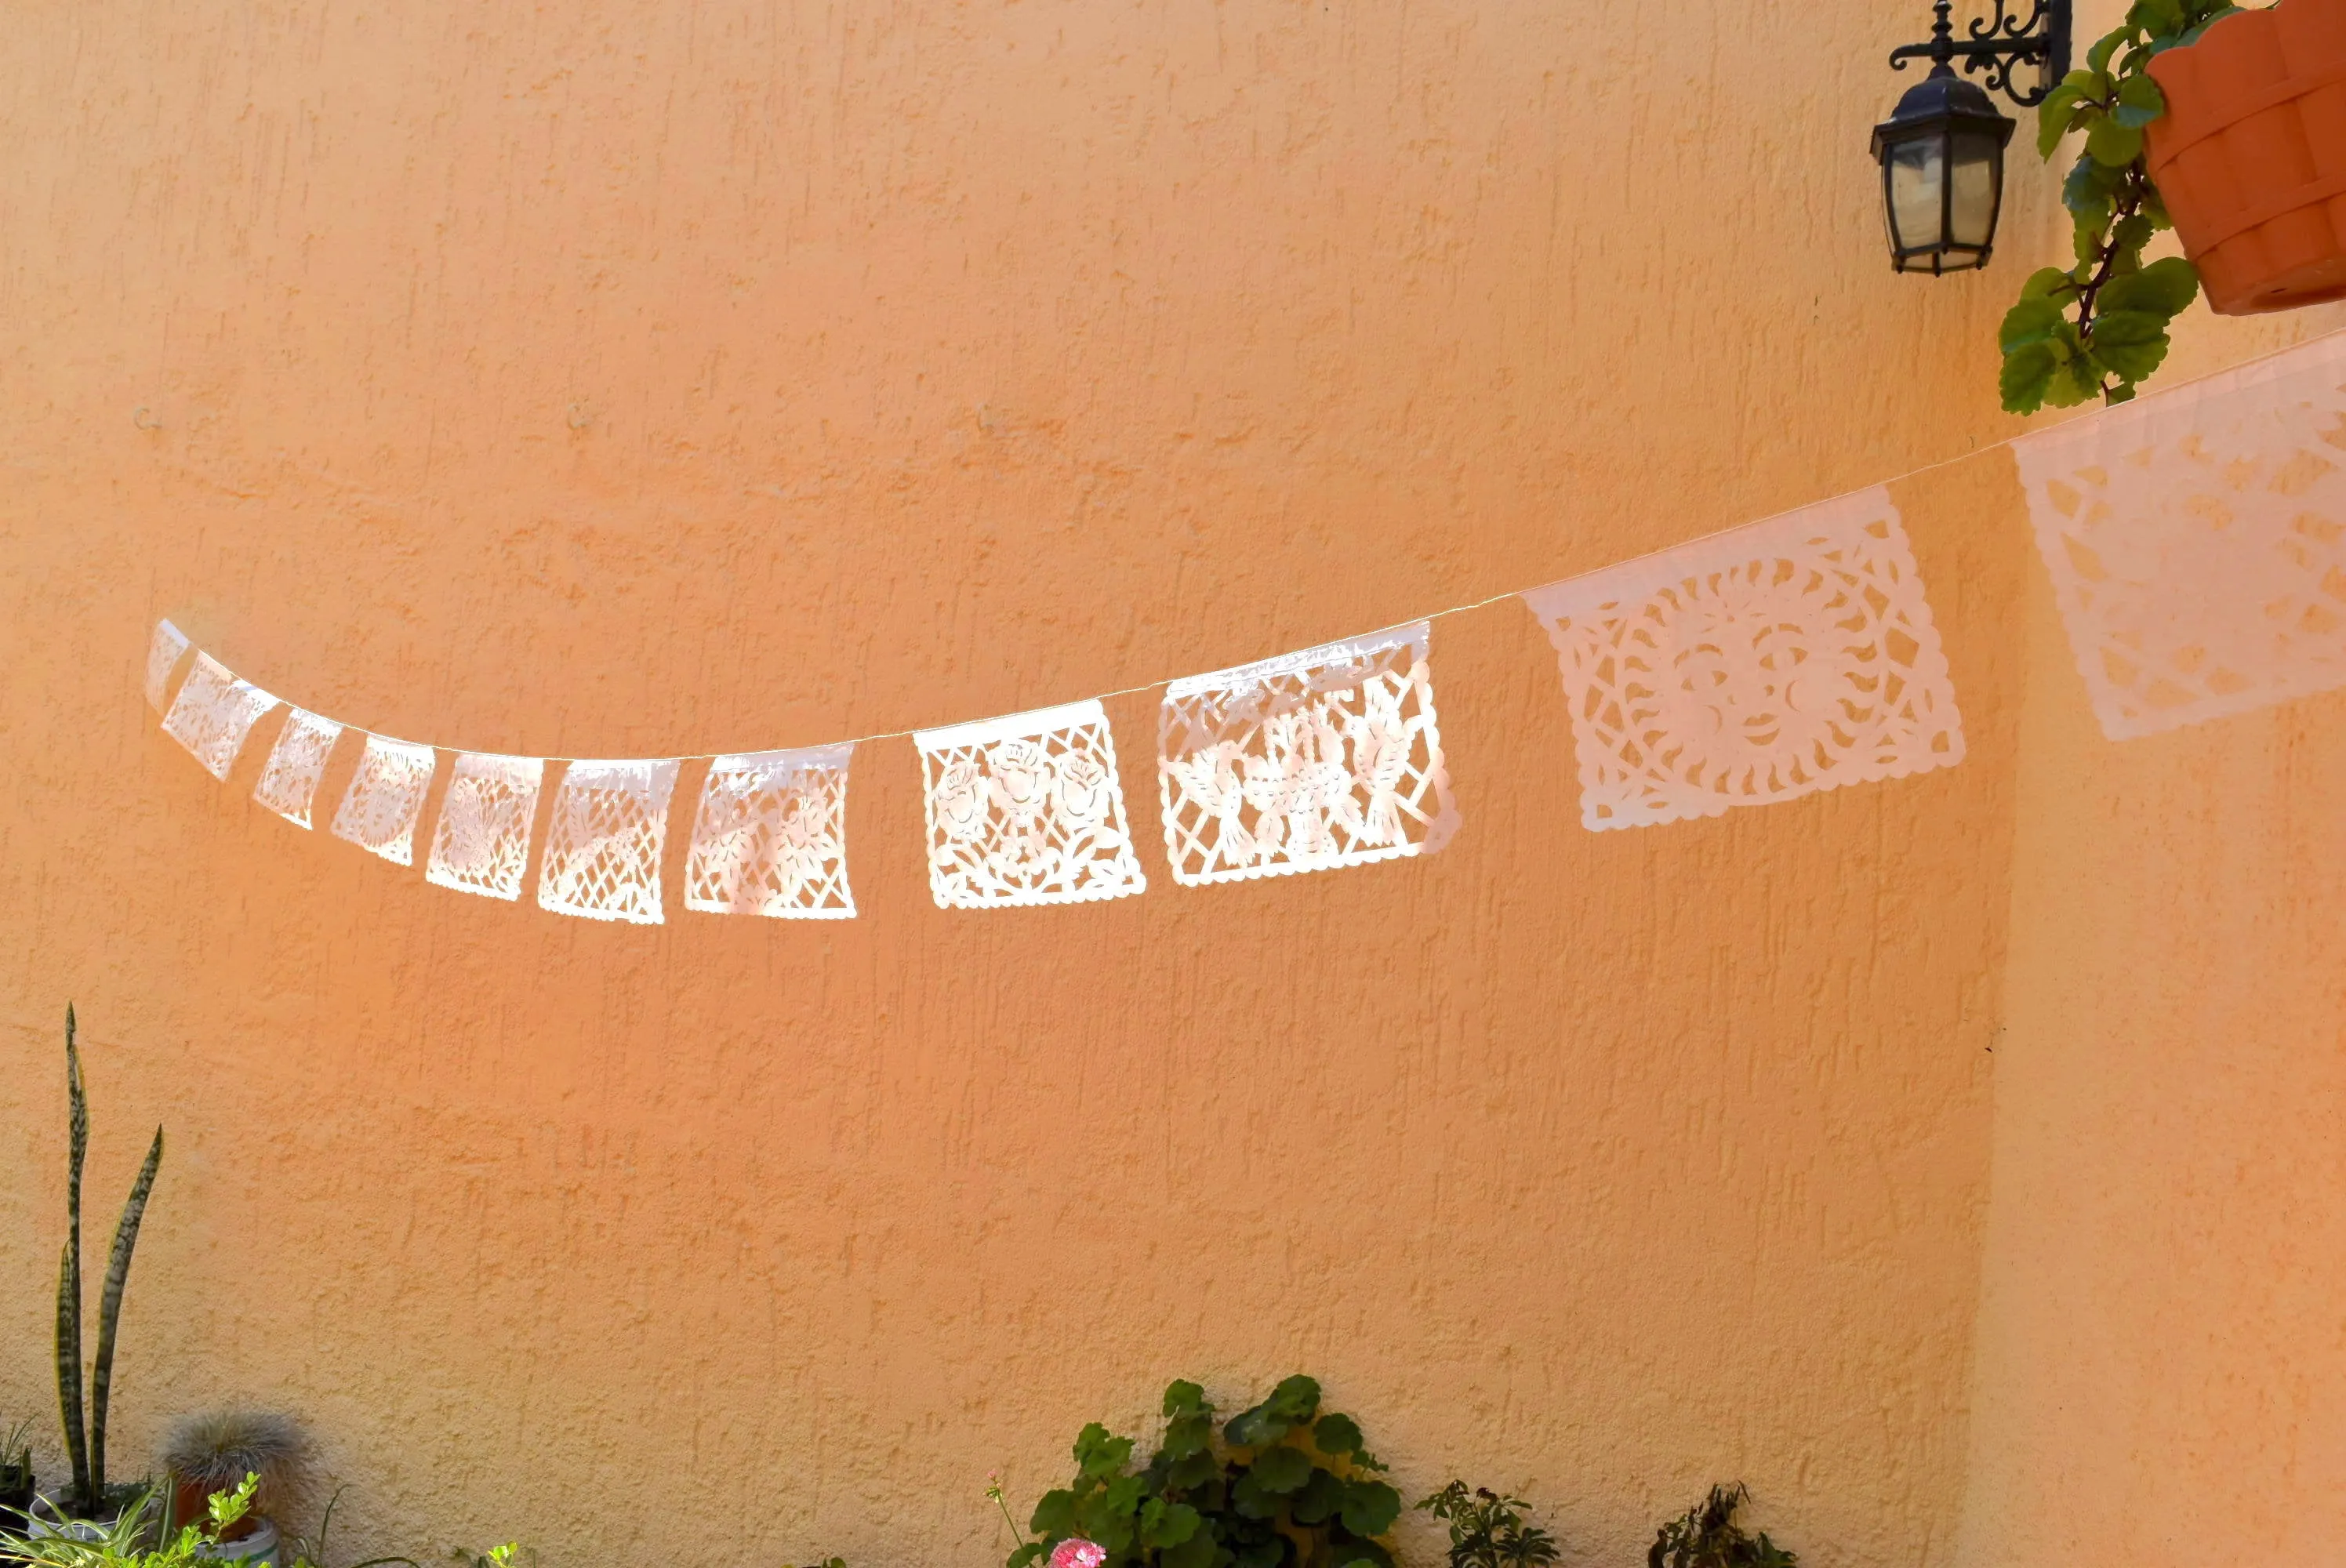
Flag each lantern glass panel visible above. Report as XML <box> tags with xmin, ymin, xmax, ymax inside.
<box><xmin>1885</xmin><ymin>136</ymin><xmax>1946</xmax><ymax>255</ymax></box>
<box><xmin>1948</xmin><ymin>129</ymin><xmax>2003</xmax><ymax>250</ymax></box>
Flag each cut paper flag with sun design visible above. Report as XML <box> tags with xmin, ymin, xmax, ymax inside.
<box><xmin>2013</xmin><ymin>332</ymin><xmax>2346</xmax><ymax>741</ymax></box>
<box><xmin>537</xmin><ymin>759</ymin><xmax>679</xmax><ymax>924</ymax></box>
<box><xmin>1158</xmin><ymin>622</ymin><xmax>1459</xmax><ymax>884</ymax></box>
<box><xmin>161</xmin><ymin>653</ymin><xmax>281</xmax><ymax>782</ymax></box>
<box><xmin>253</xmin><ymin>709</ymin><xmax>346</xmax><ymax>828</ymax></box>
<box><xmin>1522</xmin><ymin>486</ymin><xmax>1965</xmax><ymax>830</ymax></box>
<box><xmin>914</xmin><ymin>699</ymin><xmax>1147</xmax><ymax>909</ymax></box>
<box><xmin>331</xmin><ymin>735</ymin><xmax>439</xmax><ymax>865</ymax></box>
<box><xmin>684</xmin><ymin>743</ymin><xmax>856</xmax><ymax>919</ymax></box>
<box><xmin>425</xmin><ymin>753</ymin><xmax>546</xmax><ymax>901</ymax></box>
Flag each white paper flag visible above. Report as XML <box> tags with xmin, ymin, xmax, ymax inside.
<box><xmin>161</xmin><ymin>652</ymin><xmax>281</xmax><ymax>781</ymax></box>
<box><xmin>253</xmin><ymin>709</ymin><xmax>346</xmax><ymax>828</ymax></box>
<box><xmin>684</xmin><ymin>743</ymin><xmax>856</xmax><ymax>919</ymax></box>
<box><xmin>426</xmin><ymin>753</ymin><xmax>546</xmax><ymax>901</ymax></box>
<box><xmin>331</xmin><ymin>735</ymin><xmax>439</xmax><ymax>865</ymax></box>
<box><xmin>144</xmin><ymin>619</ymin><xmax>191</xmax><ymax>712</ymax></box>
<box><xmin>913</xmin><ymin>699</ymin><xmax>1147</xmax><ymax>909</ymax></box>
<box><xmin>2013</xmin><ymin>332</ymin><xmax>2346</xmax><ymax>740</ymax></box>
<box><xmin>537</xmin><ymin>759</ymin><xmax>679</xmax><ymax>924</ymax></box>
<box><xmin>1523</xmin><ymin>487</ymin><xmax>1964</xmax><ymax>830</ymax></box>
<box><xmin>1159</xmin><ymin>623</ymin><xmax>1458</xmax><ymax>884</ymax></box>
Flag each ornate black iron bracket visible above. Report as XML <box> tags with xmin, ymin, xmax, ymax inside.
<box><xmin>1889</xmin><ymin>0</ymin><xmax>2073</xmax><ymax>108</ymax></box>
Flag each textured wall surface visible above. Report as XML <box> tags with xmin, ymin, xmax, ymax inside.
<box><xmin>0</xmin><ymin>2</ymin><xmax>2336</xmax><ymax>1566</ymax></box>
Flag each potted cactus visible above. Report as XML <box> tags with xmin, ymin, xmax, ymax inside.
<box><xmin>2000</xmin><ymin>0</ymin><xmax>2346</xmax><ymax>413</ymax></box>
<box><xmin>160</xmin><ymin>1410</ymin><xmax>318</xmax><ymax>1562</ymax></box>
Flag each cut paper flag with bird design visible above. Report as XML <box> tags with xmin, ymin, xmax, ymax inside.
<box><xmin>331</xmin><ymin>735</ymin><xmax>439</xmax><ymax>865</ymax></box>
<box><xmin>426</xmin><ymin>753</ymin><xmax>546</xmax><ymax>901</ymax></box>
<box><xmin>537</xmin><ymin>759</ymin><xmax>679</xmax><ymax>924</ymax></box>
<box><xmin>914</xmin><ymin>699</ymin><xmax>1146</xmax><ymax>909</ymax></box>
<box><xmin>253</xmin><ymin>709</ymin><xmax>346</xmax><ymax>828</ymax></box>
<box><xmin>161</xmin><ymin>653</ymin><xmax>281</xmax><ymax>782</ymax></box>
<box><xmin>684</xmin><ymin>743</ymin><xmax>856</xmax><ymax>919</ymax></box>
<box><xmin>1522</xmin><ymin>486</ymin><xmax>1965</xmax><ymax>830</ymax></box>
<box><xmin>1158</xmin><ymin>622</ymin><xmax>1458</xmax><ymax>884</ymax></box>
<box><xmin>2013</xmin><ymin>331</ymin><xmax>2346</xmax><ymax>740</ymax></box>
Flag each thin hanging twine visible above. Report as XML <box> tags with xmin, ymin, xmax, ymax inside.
<box><xmin>175</xmin><ymin>326</ymin><xmax>2344</xmax><ymax>764</ymax></box>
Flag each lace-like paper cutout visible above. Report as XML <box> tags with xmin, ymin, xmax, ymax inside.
<box><xmin>684</xmin><ymin>744</ymin><xmax>856</xmax><ymax>919</ymax></box>
<box><xmin>537</xmin><ymin>760</ymin><xmax>679</xmax><ymax>924</ymax></box>
<box><xmin>914</xmin><ymin>699</ymin><xmax>1147</xmax><ymax>909</ymax></box>
<box><xmin>425</xmin><ymin>753</ymin><xmax>546</xmax><ymax>901</ymax></box>
<box><xmin>161</xmin><ymin>653</ymin><xmax>281</xmax><ymax>781</ymax></box>
<box><xmin>253</xmin><ymin>709</ymin><xmax>346</xmax><ymax>828</ymax></box>
<box><xmin>1522</xmin><ymin>487</ymin><xmax>1965</xmax><ymax>830</ymax></box>
<box><xmin>2013</xmin><ymin>332</ymin><xmax>2346</xmax><ymax>740</ymax></box>
<box><xmin>330</xmin><ymin>735</ymin><xmax>438</xmax><ymax>865</ymax></box>
<box><xmin>1159</xmin><ymin>623</ymin><xmax>1460</xmax><ymax>884</ymax></box>
<box><xmin>144</xmin><ymin>619</ymin><xmax>191</xmax><ymax>711</ymax></box>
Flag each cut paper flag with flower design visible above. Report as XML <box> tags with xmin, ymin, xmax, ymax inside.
<box><xmin>425</xmin><ymin>753</ymin><xmax>546</xmax><ymax>900</ymax></box>
<box><xmin>1159</xmin><ymin>622</ymin><xmax>1459</xmax><ymax>884</ymax></box>
<box><xmin>2013</xmin><ymin>332</ymin><xmax>2346</xmax><ymax>740</ymax></box>
<box><xmin>1522</xmin><ymin>486</ymin><xmax>1964</xmax><ymax>830</ymax></box>
<box><xmin>537</xmin><ymin>759</ymin><xmax>679</xmax><ymax>924</ymax></box>
<box><xmin>161</xmin><ymin>652</ymin><xmax>282</xmax><ymax>782</ymax></box>
<box><xmin>144</xmin><ymin>619</ymin><xmax>191</xmax><ymax>711</ymax></box>
<box><xmin>913</xmin><ymin>699</ymin><xmax>1147</xmax><ymax>909</ymax></box>
<box><xmin>684</xmin><ymin>743</ymin><xmax>856</xmax><ymax>919</ymax></box>
<box><xmin>331</xmin><ymin>735</ymin><xmax>438</xmax><ymax>865</ymax></box>
<box><xmin>253</xmin><ymin>709</ymin><xmax>346</xmax><ymax>828</ymax></box>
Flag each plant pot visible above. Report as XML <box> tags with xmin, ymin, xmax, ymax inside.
<box><xmin>192</xmin><ymin>1516</ymin><xmax>278</xmax><ymax>1568</ymax></box>
<box><xmin>172</xmin><ymin>1482</ymin><xmax>263</xmax><ymax>1543</ymax></box>
<box><xmin>2146</xmin><ymin>0</ymin><xmax>2346</xmax><ymax>314</ymax></box>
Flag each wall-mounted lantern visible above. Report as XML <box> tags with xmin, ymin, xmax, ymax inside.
<box><xmin>1873</xmin><ymin>0</ymin><xmax>2072</xmax><ymax>274</ymax></box>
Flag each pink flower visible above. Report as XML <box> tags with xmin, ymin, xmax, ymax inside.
<box><xmin>1048</xmin><ymin>1541</ymin><xmax>1107</xmax><ymax>1568</ymax></box>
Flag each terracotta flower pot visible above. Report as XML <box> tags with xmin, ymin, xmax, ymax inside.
<box><xmin>2146</xmin><ymin>0</ymin><xmax>2346</xmax><ymax>314</ymax></box>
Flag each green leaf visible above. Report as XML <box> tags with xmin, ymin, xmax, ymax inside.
<box><xmin>1247</xmin><ymin>1446</ymin><xmax>1314</xmax><ymax>1495</ymax></box>
<box><xmin>1032</xmin><ymin>1490</ymin><xmax>1079</xmax><ymax>1537</ymax></box>
<box><xmin>1233</xmin><ymin>1468</ymin><xmax>1283</xmax><ymax>1521</ymax></box>
<box><xmin>2088</xmin><ymin>309</ymin><xmax>2173</xmax><ymax>379</ymax></box>
<box><xmin>2064</xmin><ymin>157</ymin><xmax>2119</xmax><ymax>221</ymax></box>
<box><xmin>1075</xmin><ymin>1424</ymin><xmax>1135</xmax><ymax>1480</ymax></box>
<box><xmin>2037</xmin><ymin>84</ymin><xmax>2086</xmax><ymax>156</ymax></box>
<box><xmin>1166</xmin><ymin>1449</ymin><xmax>1221</xmax><ymax>1491</ymax></box>
<box><xmin>2047</xmin><ymin>352</ymin><xmax>2107</xmax><ymax>408</ymax></box>
<box><xmin>2099</xmin><ymin>254</ymin><xmax>2199</xmax><ymax>317</ymax></box>
<box><xmin>1162</xmin><ymin>1410</ymin><xmax>1215</xmax><ymax>1462</ymax></box>
<box><xmin>1161</xmin><ymin>1531</ymin><xmax>1218</xmax><ymax>1568</ymax></box>
<box><xmin>2087</xmin><ymin>32</ymin><xmax>2123</xmax><ymax>73</ymax></box>
<box><xmin>1340</xmin><ymin>1481</ymin><xmax>1402</xmax><ymax>1537</ymax></box>
<box><xmin>1231</xmin><ymin>1537</ymin><xmax>1286</xmax><ymax>1568</ymax></box>
<box><xmin>1999</xmin><ymin>295</ymin><xmax>2068</xmax><ymax>353</ymax></box>
<box><xmin>2086</xmin><ymin>116</ymin><xmax>2144</xmax><ymax>167</ymax></box>
<box><xmin>1142</xmin><ymin>1501</ymin><xmax>1203</xmax><ymax>1549</ymax></box>
<box><xmin>1331</xmin><ymin>1541</ymin><xmax>1393</xmax><ymax>1568</ymax></box>
<box><xmin>2126</xmin><ymin>0</ymin><xmax>2187</xmax><ymax>38</ymax></box>
<box><xmin>1164</xmin><ymin>1381</ymin><xmax>1209</xmax><ymax>1417</ymax></box>
<box><xmin>2112</xmin><ymin>72</ymin><xmax>2166</xmax><ymax>128</ymax></box>
<box><xmin>1262</xmin><ymin>1376</ymin><xmax>1320</xmax><ymax>1425</ymax></box>
<box><xmin>1225</xmin><ymin>1406</ymin><xmax>1287</xmax><ymax>1449</ymax></box>
<box><xmin>1007</xmin><ymin>1546</ymin><xmax>1047</xmax><ymax>1568</ymax></box>
<box><xmin>1291</xmin><ymin>1468</ymin><xmax>1347</xmax><ymax>1526</ymax></box>
<box><xmin>1312</xmin><ymin>1414</ymin><xmax>1362</xmax><ymax>1457</ymax></box>
<box><xmin>2020</xmin><ymin>266</ymin><xmax>2074</xmax><ymax>303</ymax></box>
<box><xmin>2002</xmin><ymin>339</ymin><xmax>2060</xmax><ymax>415</ymax></box>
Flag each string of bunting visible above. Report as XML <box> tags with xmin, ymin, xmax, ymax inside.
<box><xmin>147</xmin><ymin>331</ymin><xmax>2346</xmax><ymax>923</ymax></box>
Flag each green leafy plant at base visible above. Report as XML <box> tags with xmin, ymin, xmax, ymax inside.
<box><xmin>54</xmin><ymin>1005</ymin><xmax>167</xmax><ymax>1520</ymax></box>
<box><xmin>1646</xmin><ymin>1485</ymin><xmax>1796</xmax><ymax>1568</ymax></box>
<box><xmin>3</xmin><ymin>1418</ymin><xmax>36</xmax><ymax>1523</ymax></box>
<box><xmin>1004</xmin><ymin>1377</ymin><xmax>1401</xmax><ymax>1568</ymax></box>
<box><xmin>1999</xmin><ymin>0</ymin><xmax>2242</xmax><ymax>413</ymax></box>
<box><xmin>1414</xmin><ymin>1483</ymin><xmax>1558</xmax><ymax>1568</ymax></box>
<box><xmin>3</xmin><ymin>1475</ymin><xmax>256</xmax><ymax>1568</ymax></box>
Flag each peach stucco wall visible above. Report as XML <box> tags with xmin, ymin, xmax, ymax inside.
<box><xmin>0</xmin><ymin>3</ymin><xmax>2339</xmax><ymax>1566</ymax></box>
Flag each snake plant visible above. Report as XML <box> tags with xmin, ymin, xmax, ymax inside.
<box><xmin>54</xmin><ymin>1005</ymin><xmax>165</xmax><ymax>1519</ymax></box>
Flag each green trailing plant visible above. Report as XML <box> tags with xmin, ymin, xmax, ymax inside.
<box><xmin>2</xmin><ymin>1475</ymin><xmax>254</xmax><ymax>1568</ymax></box>
<box><xmin>1646</xmin><ymin>1485</ymin><xmax>1796</xmax><ymax>1568</ymax></box>
<box><xmin>1999</xmin><ymin>1</ymin><xmax>2243</xmax><ymax>413</ymax></box>
<box><xmin>1414</xmin><ymin>1483</ymin><xmax>1558</xmax><ymax>1568</ymax></box>
<box><xmin>1006</xmin><ymin>1377</ymin><xmax>1401</xmax><ymax>1568</ymax></box>
<box><xmin>53</xmin><ymin>1006</ymin><xmax>166</xmax><ymax>1520</ymax></box>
